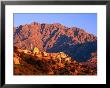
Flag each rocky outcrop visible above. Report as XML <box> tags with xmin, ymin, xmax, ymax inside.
<box><xmin>80</xmin><ymin>52</ymin><xmax>97</xmax><ymax>75</ymax></box>
<box><xmin>14</xmin><ymin>46</ymin><xmax>97</xmax><ymax>75</ymax></box>
<box><xmin>14</xmin><ymin>22</ymin><xmax>97</xmax><ymax>62</ymax></box>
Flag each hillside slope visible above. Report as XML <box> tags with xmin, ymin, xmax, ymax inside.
<box><xmin>14</xmin><ymin>46</ymin><xmax>97</xmax><ymax>75</ymax></box>
<box><xmin>14</xmin><ymin>22</ymin><xmax>97</xmax><ymax>62</ymax></box>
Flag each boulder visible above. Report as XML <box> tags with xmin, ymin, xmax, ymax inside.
<box><xmin>60</xmin><ymin>52</ymin><xmax>67</xmax><ymax>58</ymax></box>
<box><xmin>14</xmin><ymin>57</ymin><xmax>20</xmax><ymax>65</ymax></box>
<box><xmin>33</xmin><ymin>47</ymin><xmax>40</xmax><ymax>54</ymax></box>
<box><xmin>42</xmin><ymin>51</ymin><xmax>48</xmax><ymax>57</ymax></box>
<box><xmin>65</xmin><ymin>57</ymin><xmax>71</xmax><ymax>63</ymax></box>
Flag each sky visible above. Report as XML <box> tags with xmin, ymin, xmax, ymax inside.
<box><xmin>14</xmin><ymin>13</ymin><xmax>97</xmax><ymax>35</ymax></box>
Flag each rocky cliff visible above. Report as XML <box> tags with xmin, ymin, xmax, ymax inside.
<box><xmin>14</xmin><ymin>22</ymin><xmax>97</xmax><ymax>62</ymax></box>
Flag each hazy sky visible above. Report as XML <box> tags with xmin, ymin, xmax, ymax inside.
<box><xmin>14</xmin><ymin>13</ymin><xmax>97</xmax><ymax>35</ymax></box>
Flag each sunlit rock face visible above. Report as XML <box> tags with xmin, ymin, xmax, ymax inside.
<box><xmin>13</xmin><ymin>22</ymin><xmax>97</xmax><ymax>75</ymax></box>
<box><xmin>14</xmin><ymin>22</ymin><xmax>97</xmax><ymax>62</ymax></box>
<box><xmin>33</xmin><ymin>47</ymin><xmax>40</xmax><ymax>54</ymax></box>
<box><xmin>14</xmin><ymin>47</ymin><xmax>97</xmax><ymax>75</ymax></box>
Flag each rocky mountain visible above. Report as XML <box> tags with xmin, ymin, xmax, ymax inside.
<box><xmin>14</xmin><ymin>22</ymin><xmax>97</xmax><ymax>62</ymax></box>
<box><xmin>81</xmin><ymin>52</ymin><xmax>97</xmax><ymax>69</ymax></box>
<box><xmin>14</xmin><ymin>46</ymin><xmax>97</xmax><ymax>75</ymax></box>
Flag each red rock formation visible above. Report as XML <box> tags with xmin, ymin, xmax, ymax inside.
<box><xmin>13</xmin><ymin>22</ymin><xmax>97</xmax><ymax>75</ymax></box>
<box><xmin>14</xmin><ymin>47</ymin><xmax>97</xmax><ymax>75</ymax></box>
<box><xmin>14</xmin><ymin>22</ymin><xmax>97</xmax><ymax>51</ymax></box>
<box><xmin>80</xmin><ymin>52</ymin><xmax>97</xmax><ymax>75</ymax></box>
